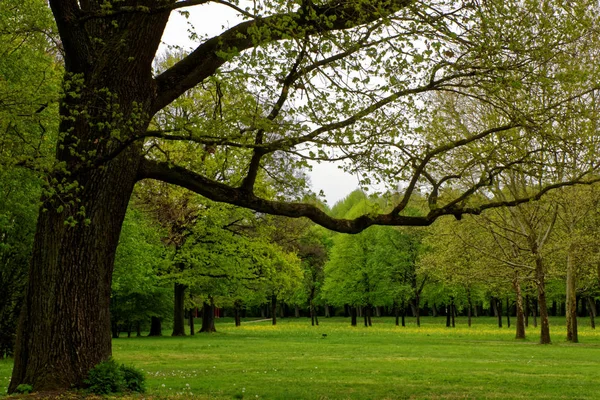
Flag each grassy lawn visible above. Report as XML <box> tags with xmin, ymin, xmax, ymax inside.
<box><xmin>2</xmin><ymin>316</ymin><xmax>600</xmax><ymax>399</ymax></box>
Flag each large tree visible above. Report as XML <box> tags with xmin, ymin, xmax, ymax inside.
<box><xmin>8</xmin><ymin>0</ymin><xmax>600</xmax><ymax>391</ymax></box>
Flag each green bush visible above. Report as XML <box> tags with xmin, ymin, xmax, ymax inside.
<box><xmin>120</xmin><ymin>363</ymin><xmax>146</xmax><ymax>392</ymax></box>
<box><xmin>84</xmin><ymin>358</ymin><xmax>145</xmax><ymax>394</ymax></box>
<box><xmin>14</xmin><ymin>384</ymin><xmax>33</xmax><ymax>394</ymax></box>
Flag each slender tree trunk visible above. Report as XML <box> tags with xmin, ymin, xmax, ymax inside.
<box><xmin>525</xmin><ymin>294</ymin><xmax>530</xmax><ymax>327</ymax></box>
<box><xmin>492</xmin><ymin>297</ymin><xmax>499</xmax><ymax>318</ymax></box>
<box><xmin>451</xmin><ymin>302</ymin><xmax>456</xmax><ymax>328</ymax></box>
<box><xmin>566</xmin><ymin>247</ymin><xmax>578</xmax><ymax>342</ymax></box>
<box><xmin>199</xmin><ymin>301</ymin><xmax>216</xmax><ymax>333</ymax></box>
<box><xmin>467</xmin><ymin>291</ymin><xmax>472</xmax><ymax>328</ymax></box>
<box><xmin>401</xmin><ymin>303</ymin><xmax>406</xmax><ymax>327</ymax></box>
<box><xmin>533</xmin><ymin>298</ymin><xmax>538</xmax><ymax>328</ymax></box>
<box><xmin>111</xmin><ymin>321</ymin><xmax>119</xmax><ymax>339</ymax></box>
<box><xmin>506</xmin><ymin>297</ymin><xmax>511</xmax><ymax>328</ymax></box>
<box><xmin>148</xmin><ymin>317</ymin><xmax>162</xmax><ymax>337</ymax></box>
<box><xmin>394</xmin><ymin>302</ymin><xmax>400</xmax><ymax>326</ymax></box>
<box><xmin>172</xmin><ymin>283</ymin><xmax>187</xmax><ymax>336</ymax></box>
<box><xmin>294</xmin><ymin>305</ymin><xmax>300</xmax><ymax>318</ymax></box>
<box><xmin>446</xmin><ymin>305</ymin><xmax>451</xmax><ymax>328</ymax></box>
<box><xmin>496</xmin><ymin>298</ymin><xmax>502</xmax><ymax>328</ymax></box>
<box><xmin>432</xmin><ymin>303</ymin><xmax>438</xmax><ymax>317</ymax></box>
<box><xmin>271</xmin><ymin>295</ymin><xmax>277</xmax><ymax>326</ymax></box>
<box><xmin>325</xmin><ymin>305</ymin><xmax>331</xmax><ymax>318</ymax></box>
<box><xmin>535</xmin><ymin>257</ymin><xmax>551</xmax><ymax>344</ymax></box>
<box><xmin>234</xmin><ymin>301</ymin><xmax>242</xmax><ymax>327</ymax></box>
<box><xmin>136</xmin><ymin>321</ymin><xmax>141</xmax><ymax>337</ymax></box>
<box><xmin>513</xmin><ymin>277</ymin><xmax>526</xmax><ymax>339</ymax></box>
<box><xmin>188</xmin><ymin>308</ymin><xmax>195</xmax><ymax>335</ymax></box>
<box><xmin>414</xmin><ymin>296</ymin><xmax>421</xmax><ymax>327</ymax></box>
<box><xmin>350</xmin><ymin>306</ymin><xmax>357</xmax><ymax>327</ymax></box>
<box><xmin>344</xmin><ymin>304</ymin><xmax>349</xmax><ymax>318</ymax></box>
<box><xmin>367</xmin><ymin>305</ymin><xmax>372</xmax><ymax>326</ymax></box>
<box><xmin>587</xmin><ymin>297</ymin><xmax>596</xmax><ymax>329</ymax></box>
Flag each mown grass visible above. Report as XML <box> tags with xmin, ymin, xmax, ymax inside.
<box><xmin>2</xmin><ymin>316</ymin><xmax>600</xmax><ymax>399</ymax></box>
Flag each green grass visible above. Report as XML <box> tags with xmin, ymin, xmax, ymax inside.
<box><xmin>2</xmin><ymin>316</ymin><xmax>600</xmax><ymax>399</ymax></box>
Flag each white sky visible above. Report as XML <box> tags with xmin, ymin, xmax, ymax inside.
<box><xmin>159</xmin><ymin>4</ymin><xmax>362</xmax><ymax>206</ymax></box>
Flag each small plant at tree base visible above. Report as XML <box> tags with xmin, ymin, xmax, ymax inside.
<box><xmin>84</xmin><ymin>358</ymin><xmax>145</xmax><ymax>394</ymax></box>
<box><xmin>120</xmin><ymin>363</ymin><xmax>146</xmax><ymax>392</ymax></box>
<box><xmin>14</xmin><ymin>384</ymin><xmax>33</xmax><ymax>394</ymax></box>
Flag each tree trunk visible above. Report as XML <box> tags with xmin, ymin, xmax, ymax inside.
<box><xmin>294</xmin><ymin>305</ymin><xmax>300</xmax><ymax>318</ymax></box>
<box><xmin>532</xmin><ymin>298</ymin><xmax>538</xmax><ymax>328</ymax></box>
<box><xmin>111</xmin><ymin>321</ymin><xmax>119</xmax><ymax>339</ymax></box>
<box><xmin>271</xmin><ymin>295</ymin><xmax>277</xmax><ymax>326</ymax></box>
<box><xmin>8</xmin><ymin>8</ymin><xmax>172</xmax><ymax>390</ymax></box>
<box><xmin>467</xmin><ymin>292</ymin><xmax>472</xmax><ymax>328</ymax></box>
<box><xmin>446</xmin><ymin>305</ymin><xmax>451</xmax><ymax>328</ymax></box>
<box><xmin>367</xmin><ymin>306</ymin><xmax>372</xmax><ymax>326</ymax></box>
<box><xmin>188</xmin><ymin>308</ymin><xmax>195</xmax><ymax>335</ymax></box>
<box><xmin>506</xmin><ymin>297</ymin><xmax>511</xmax><ymax>328</ymax></box>
<box><xmin>566</xmin><ymin>247</ymin><xmax>578</xmax><ymax>342</ymax></box>
<box><xmin>492</xmin><ymin>297</ymin><xmax>499</xmax><ymax>317</ymax></box>
<box><xmin>350</xmin><ymin>306</ymin><xmax>357</xmax><ymax>327</ymax></box>
<box><xmin>394</xmin><ymin>303</ymin><xmax>400</xmax><ymax>326</ymax></box>
<box><xmin>587</xmin><ymin>297</ymin><xmax>596</xmax><ymax>329</ymax></box>
<box><xmin>452</xmin><ymin>303</ymin><xmax>456</xmax><ymax>327</ymax></box>
<box><xmin>324</xmin><ymin>305</ymin><xmax>331</xmax><ymax>318</ymax></box>
<box><xmin>199</xmin><ymin>301</ymin><xmax>216</xmax><ymax>333</ymax></box>
<box><xmin>148</xmin><ymin>317</ymin><xmax>162</xmax><ymax>337</ymax></box>
<box><xmin>496</xmin><ymin>298</ymin><xmax>503</xmax><ymax>328</ymax></box>
<box><xmin>401</xmin><ymin>303</ymin><xmax>406</xmax><ymax>327</ymax></box>
<box><xmin>172</xmin><ymin>283</ymin><xmax>187</xmax><ymax>336</ymax></box>
<box><xmin>535</xmin><ymin>257</ymin><xmax>551</xmax><ymax>344</ymax></box>
<box><xmin>136</xmin><ymin>321</ymin><xmax>141</xmax><ymax>337</ymax></box>
<box><xmin>234</xmin><ymin>300</ymin><xmax>242</xmax><ymax>327</ymax></box>
<box><xmin>414</xmin><ymin>296</ymin><xmax>421</xmax><ymax>327</ymax></box>
<box><xmin>432</xmin><ymin>303</ymin><xmax>438</xmax><ymax>317</ymax></box>
<box><xmin>344</xmin><ymin>304</ymin><xmax>349</xmax><ymax>318</ymax></box>
<box><xmin>513</xmin><ymin>277</ymin><xmax>526</xmax><ymax>339</ymax></box>
<box><xmin>525</xmin><ymin>294</ymin><xmax>529</xmax><ymax>327</ymax></box>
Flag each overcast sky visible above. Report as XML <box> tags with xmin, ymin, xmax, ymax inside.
<box><xmin>159</xmin><ymin>4</ymin><xmax>363</xmax><ymax>206</ymax></box>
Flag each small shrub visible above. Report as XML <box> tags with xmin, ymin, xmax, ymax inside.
<box><xmin>120</xmin><ymin>363</ymin><xmax>146</xmax><ymax>392</ymax></box>
<box><xmin>14</xmin><ymin>384</ymin><xmax>33</xmax><ymax>394</ymax></box>
<box><xmin>84</xmin><ymin>358</ymin><xmax>125</xmax><ymax>394</ymax></box>
<box><xmin>84</xmin><ymin>358</ymin><xmax>145</xmax><ymax>394</ymax></box>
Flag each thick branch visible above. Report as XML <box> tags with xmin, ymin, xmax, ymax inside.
<box><xmin>153</xmin><ymin>0</ymin><xmax>412</xmax><ymax>112</ymax></box>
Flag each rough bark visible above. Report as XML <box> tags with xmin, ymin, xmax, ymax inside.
<box><xmin>172</xmin><ymin>283</ymin><xmax>187</xmax><ymax>336</ymax></box>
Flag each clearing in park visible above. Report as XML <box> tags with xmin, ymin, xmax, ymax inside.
<box><xmin>1</xmin><ymin>316</ymin><xmax>599</xmax><ymax>399</ymax></box>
